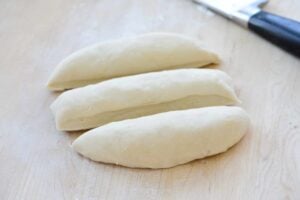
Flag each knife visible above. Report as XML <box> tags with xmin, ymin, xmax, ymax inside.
<box><xmin>193</xmin><ymin>0</ymin><xmax>300</xmax><ymax>58</ymax></box>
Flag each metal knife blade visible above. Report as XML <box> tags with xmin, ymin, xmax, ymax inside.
<box><xmin>193</xmin><ymin>0</ymin><xmax>268</xmax><ymax>27</ymax></box>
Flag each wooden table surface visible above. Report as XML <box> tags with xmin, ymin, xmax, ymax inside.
<box><xmin>1</xmin><ymin>0</ymin><xmax>300</xmax><ymax>199</ymax></box>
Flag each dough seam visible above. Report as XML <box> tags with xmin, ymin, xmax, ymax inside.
<box><xmin>58</xmin><ymin>94</ymin><xmax>238</xmax><ymax>130</ymax></box>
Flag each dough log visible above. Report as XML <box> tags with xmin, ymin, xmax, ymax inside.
<box><xmin>51</xmin><ymin>69</ymin><xmax>240</xmax><ymax>131</ymax></box>
<box><xmin>47</xmin><ymin>32</ymin><xmax>219</xmax><ymax>91</ymax></box>
<box><xmin>72</xmin><ymin>106</ymin><xmax>250</xmax><ymax>169</ymax></box>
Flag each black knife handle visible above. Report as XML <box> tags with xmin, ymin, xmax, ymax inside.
<box><xmin>248</xmin><ymin>11</ymin><xmax>300</xmax><ymax>58</ymax></box>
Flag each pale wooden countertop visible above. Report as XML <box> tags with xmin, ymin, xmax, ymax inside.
<box><xmin>0</xmin><ymin>0</ymin><xmax>299</xmax><ymax>199</ymax></box>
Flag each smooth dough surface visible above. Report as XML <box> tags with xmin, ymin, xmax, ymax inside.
<box><xmin>47</xmin><ymin>32</ymin><xmax>219</xmax><ymax>90</ymax></box>
<box><xmin>72</xmin><ymin>106</ymin><xmax>250</xmax><ymax>169</ymax></box>
<box><xmin>51</xmin><ymin>69</ymin><xmax>240</xmax><ymax>131</ymax></box>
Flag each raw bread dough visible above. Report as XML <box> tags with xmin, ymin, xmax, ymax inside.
<box><xmin>51</xmin><ymin>69</ymin><xmax>240</xmax><ymax>131</ymax></box>
<box><xmin>72</xmin><ymin>106</ymin><xmax>250</xmax><ymax>169</ymax></box>
<box><xmin>47</xmin><ymin>32</ymin><xmax>219</xmax><ymax>91</ymax></box>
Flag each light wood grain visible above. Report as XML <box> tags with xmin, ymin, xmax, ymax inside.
<box><xmin>0</xmin><ymin>0</ymin><xmax>300</xmax><ymax>199</ymax></box>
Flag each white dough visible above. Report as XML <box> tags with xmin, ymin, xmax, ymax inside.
<box><xmin>51</xmin><ymin>69</ymin><xmax>240</xmax><ymax>131</ymax></box>
<box><xmin>72</xmin><ymin>106</ymin><xmax>250</xmax><ymax>169</ymax></box>
<box><xmin>47</xmin><ymin>32</ymin><xmax>219</xmax><ymax>90</ymax></box>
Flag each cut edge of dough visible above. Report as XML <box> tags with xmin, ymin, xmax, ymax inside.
<box><xmin>55</xmin><ymin>95</ymin><xmax>240</xmax><ymax>131</ymax></box>
<box><xmin>46</xmin><ymin>59</ymin><xmax>220</xmax><ymax>91</ymax></box>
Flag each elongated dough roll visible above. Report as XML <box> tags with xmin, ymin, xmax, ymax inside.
<box><xmin>47</xmin><ymin>32</ymin><xmax>219</xmax><ymax>90</ymax></box>
<box><xmin>72</xmin><ymin>106</ymin><xmax>250</xmax><ymax>169</ymax></box>
<box><xmin>51</xmin><ymin>69</ymin><xmax>240</xmax><ymax>131</ymax></box>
